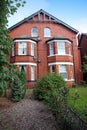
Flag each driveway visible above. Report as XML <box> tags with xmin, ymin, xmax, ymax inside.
<box><xmin>0</xmin><ymin>98</ymin><xmax>59</xmax><ymax>130</ymax></box>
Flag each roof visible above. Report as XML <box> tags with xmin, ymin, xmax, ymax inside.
<box><xmin>13</xmin><ymin>36</ymin><xmax>37</xmax><ymax>43</ymax></box>
<box><xmin>9</xmin><ymin>9</ymin><xmax>78</xmax><ymax>34</ymax></box>
<box><xmin>46</xmin><ymin>36</ymin><xmax>73</xmax><ymax>43</ymax></box>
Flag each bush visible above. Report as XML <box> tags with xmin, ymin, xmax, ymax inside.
<box><xmin>11</xmin><ymin>71</ymin><xmax>26</xmax><ymax>102</ymax></box>
<box><xmin>0</xmin><ymin>87</ymin><xmax>4</xmax><ymax>96</ymax></box>
<box><xmin>34</xmin><ymin>73</ymin><xmax>66</xmax><ymax>102</ymax></box>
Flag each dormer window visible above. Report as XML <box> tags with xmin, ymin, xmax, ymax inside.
<box><xmin>44</xmin><ymin>27</ymin><xmax>51</xmax><ymax>37</ymax></box>
<box><xmin>31</xmin><ymin>27</ymin><xmax>38</xmax><ymax>37</ymax></box>
<box><xmin>18</xmin><ymin>42</ymin><xmax>27</xmax><ymax>55</ymax></box>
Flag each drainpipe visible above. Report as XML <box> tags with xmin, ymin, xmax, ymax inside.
<box><xmin>73</xmin><ymin>32</ymin><xmax>80</xmax><ymax>83</ymax></box>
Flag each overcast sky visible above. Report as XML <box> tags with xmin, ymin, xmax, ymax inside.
<box><xmin>8</xmin><ymin>0</ymin><xmax>87</xmax><ymax>33</ymax></box>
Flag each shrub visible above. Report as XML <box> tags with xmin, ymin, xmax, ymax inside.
<box><xmin>11</xmin><ymin>71</ymin><xmax>26</xmax><ymax>102</ymax></box>
<box><xmin>34</xmin><ymin>73</ymin><xmax>66</xmax><ymax>102</ymax></box>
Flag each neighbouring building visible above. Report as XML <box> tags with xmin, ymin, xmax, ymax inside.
<box><xmin>9</xmin><ymin>9</ymin><xmax>83</xmax><ymax>88</ymax></box>
<box><xmin>79</xmin><ymin>33</ymin><xmax>87</xmax><ymax>81</ymax></box>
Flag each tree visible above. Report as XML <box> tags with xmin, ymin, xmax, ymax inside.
<box><xmin>0</xmin><ymin>0</ymin><xmax>26</xmax><ymax>97</ymax></box>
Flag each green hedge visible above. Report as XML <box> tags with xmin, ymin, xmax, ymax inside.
<box><xmin>34</xmin><ymin>73</ymin><xmax>66</xmax><ymax>102</ymax></box>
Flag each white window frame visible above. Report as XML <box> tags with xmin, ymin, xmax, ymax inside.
<box><xmin>12</xmin><ymin>43</ymin><xmax>14</xmax><ymax>56</ymax></box>
<box><xmin>31</xmin><ymin>66</ymin><xmax>35</xmax><ymax>80</ymax></box>
<box><xmin>19</xmin><ymin>65</ymin><xmax>26</xmax><ymax>72</ymax></box>
<box><xmin>49</xmin><ymin>43</ymin><xmax>54</xmax><ymax>56</ymax></box>
<box><xmin>59</xmin><ymin>64</ymin><xmax>68</xmax><ymax>80</ymax></box>
<box><xmin>50</xmin><ymin>65</ymin><xmax>55</xmax><ymax>73</ymax></box>
<box><xmin>31</xmin><ymin>42</ymin><xmax>34</xmax><ymax>56</ymax></box>
<box><xmin>57</xmin><ymin>41</ymin><xmax>66</xmax><ymax>55</ymax></box>
<box><xmin>31</xmin><ymin>27</ymin><xmax>38</xmax><ymax>37</ymax></box>
<box><xmin>44</xmin><ymin>27</ymin><xmax>51</xmax><ymax>37</ymax></box>
<box><xmin>18</xmin><ymin>42</ymin><xmax>27</xmax><ymax>55</ymax></box>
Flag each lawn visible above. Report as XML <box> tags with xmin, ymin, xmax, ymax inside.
<box><xmin>68</xmin><ymin>87</ymin><xmax>87</xmax><ymax>122</ymax></box>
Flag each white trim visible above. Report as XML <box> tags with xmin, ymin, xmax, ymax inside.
<box><xmin>65</xmin><ymin>79</ymin><xmax>75</xmax><ymax>82</ymax></box>
<box><xmin>14</xmin><ymin>39</ymin><xmax>36</xmax><ymax>44</ymax></box>
<box><xmin>44</xmin><ymin>36</ymin><xmax>51</xmax><ymax>37</ymax></box>
<box><xmin>48</xmin><ymin>62</ymin><xmax>73</xmax><ymax>66</ymax></box>
<box><xmin>14</xmin><ymin>62</ymin><xmax>37</xmax><ymax>66</ymax></box>
<box><xmin>31</xmin><ymin>66</ymin><xmax>35</xmax><ymax>80</ymax></box>
<box><xmin>48</xmin><ymin>54</ymin><xmax>73</xmax><ymax>57</ymax></box>
<box><xmin>47</xmin><ymin>40</ymin><xmax>71</xmax><ymax>44</ymax></box>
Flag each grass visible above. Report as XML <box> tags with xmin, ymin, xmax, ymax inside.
<box><xmin>68</xmin><ymin>86</ymin><xmax>87</xmax><ymax>122</ymax></box>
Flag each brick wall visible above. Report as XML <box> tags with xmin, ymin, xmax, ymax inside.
<box><xmin>9</xmin><ymin>15</ymin><xmax>83</xmax><ymax>88</ymax></box>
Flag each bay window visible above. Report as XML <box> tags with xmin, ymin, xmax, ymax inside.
<box><xmin>31</xmin><ymin>42</ymin><xmax>34</xmax><ymax>56</ymax></box>
<box><xmin>19</xmin><ymin>65</ymin><xmax>26</xmax><ymax>72</ymax></box>
<box><xmin>18</xmin><ymin>42</ymin><xmax>27</xmax><ymax>55</ymax></box>
<box><xmin>58</xmin><ymin>41</ymin><xmax>66</xmax><ymax>55</ymax></box>
<box><xmin>59</xmin><ymin>65</ymin><xmax>68</xmax><ymax>79</ymax></box>
<box><xmin>31</xmin><ymin>66</ymin><xmax>35</xmax><ymax>80</ymax></box>
<box><xmin>50</xmin><ymin>65</ymin><xmax>55</xmax><ymax>73</ymax></box>
<box><xmin>12</xmin><ymin>44</ymin><xmax>14</xmax><ymax>56</ymax></box>
<box><xmin>50</xmin><ymin>43</ymin><xmax>54</xmax><ymax>55</ymax></box>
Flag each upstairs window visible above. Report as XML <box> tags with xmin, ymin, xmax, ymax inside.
<box><xmin>31</xmin><ymin>27</ymin><xmax>38</xmax><ymax>37</ymax></box>
<box><xmin>31</xmin><ymin>42</ymin><xmax>34</xmax><ymax>56</ymax></box>
<box><xmin>58</xmin><ymin>42</ymin><xmax>66</xmax><ymax>55</ymax></box>
<box><xmin>49</xmin><ymin>43</ymin><xmax>54</xmax><ymax>55</ymax></box>
<box><xmin>59</xmin><ymin>65</ymin><xmax>68</xmax><ymax>80</ymax></box>
<box><xmin>18</xmin><ymin>42</ymin><xmax>27</xmax><ymax>55</ymax></box>
<box><xmin>44</xmin><ymin>27</ymin><xmax>51</xmax><ymax>37</ymax></box>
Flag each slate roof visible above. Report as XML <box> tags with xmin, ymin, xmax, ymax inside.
<box><xmin>46</xmin><ymin>36</ymin><xmax>72</xmax><ymax>43</ymax></box>
<box><xmin>9</xmin><ymin>9</ymin><xmax>78</xmax><ymax>34</ymax></box>
<box><xmin>13</xmin><ymin>36</ymin><xmax>37</xmax><ymax>43</ymax></box>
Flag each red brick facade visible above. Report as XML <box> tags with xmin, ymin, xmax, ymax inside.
<box><xmin>9</xmin><ymin>9</ymin><xmax>83</xmax><ymax>88</ymax></box>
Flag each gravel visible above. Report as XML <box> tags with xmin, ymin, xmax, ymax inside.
<box><xmin>0</xmin><ymin>99</ymin><xmax>59</xmax><ymax>130</ymax></box>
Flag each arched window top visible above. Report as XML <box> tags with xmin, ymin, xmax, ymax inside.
<box><xmin>44</xmin><ymin>27</ymin><xmax>51</xmax><ymax>37</ymax></box>
<box><xmin>31</xmin><ymin>27</ymin><xmax>38</xmax><ymax>37</ymax></box>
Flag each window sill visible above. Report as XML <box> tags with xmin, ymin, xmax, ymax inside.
<box><xmin>64</xmin><ymin>79</ymin><xmax>75</xmax><ymax>81</ymax></box>
<box><xmin>48</xmin><ymin>54</ymin><xmax>73</xmax><ymax>57</ymax></box>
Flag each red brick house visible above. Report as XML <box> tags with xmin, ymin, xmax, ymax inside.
<box><xmin>9</xmin><ymin>9</ymin><xmax>82</xmax><ymax>88</ymax></box>
<box><xmin>79</xmin><ymin>33</ymin><xmax>87</xmax><ymax>81</ymax></box>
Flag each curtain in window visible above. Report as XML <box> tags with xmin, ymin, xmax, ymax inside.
<box><xmin>19</xmin><ymin>65</ymin><xmax>26</xmax><ymax>72</ymax></box>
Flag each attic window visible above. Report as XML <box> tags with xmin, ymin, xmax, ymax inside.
<box><xmin>31</xmin><ymin>27</ymin><xmax>38</xmax><ymax>37</ymax></box>
<box><xmin>44</xmin><ymin>27</ymin><xmax>51</xmax><ymax>37</ymax></box>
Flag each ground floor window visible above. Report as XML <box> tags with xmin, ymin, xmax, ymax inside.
<box><xmin>31</xmin><ymin>66</ymin><xmax>35</xmax><ymax>80</ymax></box>
<box><xmin>19</xmin><ymin>65</ymin><xmax>26</xmax><ymax>72</ymax></box>
<box><xmin>50</xmin><ymin>65</ymin><xmax>55</xmax><ymax>73</ymax></box>
<box><xmin>59</xmin><ymin>64</ymin><xmax>68</xmax><ymax>80</ymax></box>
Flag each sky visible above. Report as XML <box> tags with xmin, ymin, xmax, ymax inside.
<box><xmin>8</xmin><ymin>0</ymin><xmax>87</xmax><ymax>33</ymax></box>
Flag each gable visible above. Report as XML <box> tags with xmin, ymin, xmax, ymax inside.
<box><xmin>9</xmin><ymin>9</ymin><xmax>78</xmax><ymax>34</ymax></box>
